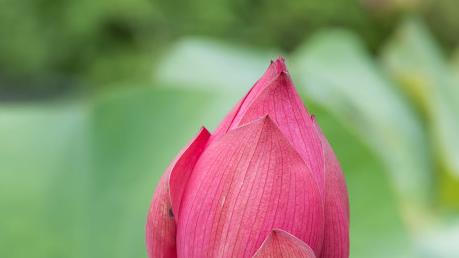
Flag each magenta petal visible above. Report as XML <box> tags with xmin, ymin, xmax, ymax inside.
<box><xmin>252</xmin><ymin>229</ymin><xmax>317</xmax><ymax>258</ymax></box>
<box><xmin>170</xmin><ymin>128</ymin><xmax>211</xmax><ymax>218</ymax></box>
<box><xmin>237</xmin><ymin>72</ymin><xmax>325</xmax><ymax>197</ymax></box>
<box><xmin>213</xmin><ymin>57</ymin><xmax>287</xmax><ymax>141</ymax></box>
<box><xmin>237</xmin><ymin>57</ymin><xmax>288</xmax><ymax>116</ymax></box>
<box><xmin>177</xmin><ymin>116</ymin><xmax>323</xmax><ymax>258</ymax></box>
<box><xmin>314</xmin><ymin>124</ymin><xmax>350</xmax><ymax>258</ymax></box>
<box><xmin>146</xmin><ymin>174</ymin><xmax>177</xmax><ymax>258</ymax></box>
<box><xmin>145</xmin><ymin>128</ymin><xmax>210</xmax><ymax>258</ymax></box>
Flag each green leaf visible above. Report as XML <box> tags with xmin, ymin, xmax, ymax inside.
<box><xmin>291</xmin><ymin>30</ymin><xmax>432</xmax><ymax>214</ymax></box>
<box><xmin>309</xmin><ymin>103</ymin><xmax>414</xmax><ymax>258</ymax></box>
<box><xmin>381</xmin><ymin>17</ymin><xmax>459</xmax><ymax>180</ymax></box>
<box><xmin>155</xmin><ymin>38</ymin><xmax>279</xmax><ymax>95</ymax></box>
<box><xmin>0</xmin><ymin>103</ymin><xmax>91</xmax><ymax>258</ymax></box>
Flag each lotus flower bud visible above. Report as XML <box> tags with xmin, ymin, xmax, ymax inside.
<box><xmin>146</xmin><ymin>58</ymin><xmax>349</xmax><ymax>258</ymax></box>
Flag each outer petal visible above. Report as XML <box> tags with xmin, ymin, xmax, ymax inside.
<box><xmin>212</xmin><ymin>57</ymin><xmax>287</xmax><ymax>141</ymax></box>
<box><xmin>145</xmin><ymin>128</ymin><xmax>210</xmax><ymax>258</ymax></box>
<box><xmin>252</xmin><ymin>229</ymin><xmax>317</xmax><ymax>258</ymax></box>
<box><xmin>177</xmin><ymin>116</ymin><xmax>323</xmax><ymax>258</ymax></box>
<box><xmin>238</xmin><ymin>72</ymin><xmax>325</xmax><ymax>197</ymax></box>
<box><xmin>170</xmin><ymin>128</ymin><xmax>211</xmax><ymax>218</ymax></box>
<box><xmin>146</xmin><ymin>174</ymin><xmax>176</xmax><ymax>258</ymax></box>
<box><xmin>314</xmin><ymin>122</ymin><xmax>350</xmax><ymax>258</ymax></box>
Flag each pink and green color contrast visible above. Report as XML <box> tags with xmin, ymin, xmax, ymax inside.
<box><xmin>146</xmin><ymin>58</ymin><xmax>350</xmax><ymax>258</ymax></box>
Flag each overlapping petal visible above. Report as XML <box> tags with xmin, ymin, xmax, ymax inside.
<box><xmin>313</xmin><ymin>123</ymin><xmax>349</xmax><ymax>258</ymax></box>
<box><xmin>237</xmin><ymin>71</ymin><xmax>325</xmax><ymax>196</ymax></box>
<box><xmin>215</xmin><ymin>58</ymin><xmax>324</xmax><ymax>195</ymax></box>
<box><xmin>146</xmin><ymin>128</ymin><xmax>210</xmax><ymax>258</ymax></box>
<box><xmin>177</xmin><ymin>116</ymin><xmax>323</xmax><ymax>257</ymax></box>
<box><xmin>253</xmin><ymin>229</ymin><xmax>317</xmax><ymax>258</ymax></box>
<box><xmin>212</xmin><ymin>58</ymin><xmax>287</xmax><ymax>141</ymax></box>
<box><xmin>170</xmin><ymin>128</ymin><xmax>211</xmax><ymax>218</ymax></box>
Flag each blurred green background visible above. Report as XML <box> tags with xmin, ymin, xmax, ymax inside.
<box><xmin>1</xmin><ymin>0</ymin><xmax>459</xmax><ymax>257</ymax></box>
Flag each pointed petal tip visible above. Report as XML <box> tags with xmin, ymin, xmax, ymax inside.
<box><xmin>237</xmin><ymin>113</ymin><xmax>277</xmax><ymax>131</ymax></box>
<box><xmin>198</xmin><ymin>126</ymin><xmax>211</xmax><ymax>137</ymax></box>
<box><xmin>269</xmin><ymin>229</ymin><xmax>308</xmax><ymax>245</ymax></box>
<box><xmin>260</xmin><ymin>113</ymin><xmax>273</xmax><ymax>122</ymax></box>
<box><xmin>250</xmin><ymin>70</ymin><xmax>297</xmax><ymax>100</ymax></box>
<box><xmin>273</xmin><ymin>56</ymin><xmax>286</xmax><ymax>64</ymax></box>
<box><xmin>276</xmin><ymin>56</ymin><xmax>286</xmax><ymax>61</ymax></box>
<box><xmin>235</xmin><ymin>70</ymin><xmax>299</xmax><ymax>128</ymax></box>
<box><xmin>264</xmin><ymin>69</ymin><xmax>292</xmax><ymax>91</ymax></box>
<box><xmin>277</xmin><ymin>70</ymin><xmax>291</xmax><ymax>82</ymax></box>
<box><xmin>253</xmin><ymin>229</ymin><xmax>317</xmax><ymax>258</ymax></box>
<box><xmin>261</xmin><ymin>114</ymin><xmax>278</xmax><ymax>129</ymax></box>
<box><xmin>270</xmin><ymin>56</ymin><xmax>288</xmax><ymax>74</ymax></box>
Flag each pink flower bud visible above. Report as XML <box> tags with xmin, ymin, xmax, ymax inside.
<box><xmin>146</xmin><ymin>58</ymin><xmax>349</xmax><ymax>258</ymax></box>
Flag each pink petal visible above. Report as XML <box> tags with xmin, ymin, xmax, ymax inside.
<box><xmin>252</xmin><ymin>229</ymin><xmax>317</xmax><ymax>258</ymax></box>
<box><xmin>314</xmin><ymin>123</ymin><xmax>349</xmax><ymax>258</ymax></box>
<box><xmin>212</xmin><ymin>57</ymin><xmax>287</xmax><ymax>141</ymax></box>
<box><xmin>237</xmin><ymin>72</ymin><xmax>325</xmax><ymax>197</ymax></box>
<box><xmin>214</xmin><ymin>58</ymin><xmax>324</xmax><ymax>198</ymax></box>
<box><xmin>177</xmin><ymin>116</ymin><xmax>323</xmax><ymax>258</ymax></box>
<box><xmin>146</xmin><ymin>128</ymin><xmax>210</xmax><ymax>258</ymax></box>
<box><xmin>170</xmin><ymin>128</ymin><xmax>211</xmax><ymax>218</ymax></box>
<box><xmin>146</xmin><ymin>174</ymin><xmax>177</xmax><ymax>258</ymax></box>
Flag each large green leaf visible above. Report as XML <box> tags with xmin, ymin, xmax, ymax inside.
<box><xmin>0</xmin><ymin>103</ymin><xmax>91</xmax><ymax>258</ymax></box>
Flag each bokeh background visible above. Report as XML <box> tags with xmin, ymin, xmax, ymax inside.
<box><xmin>1</xmin><ymin>0</ymin><xmax>459</xmax><ymax>257</ymax></box>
